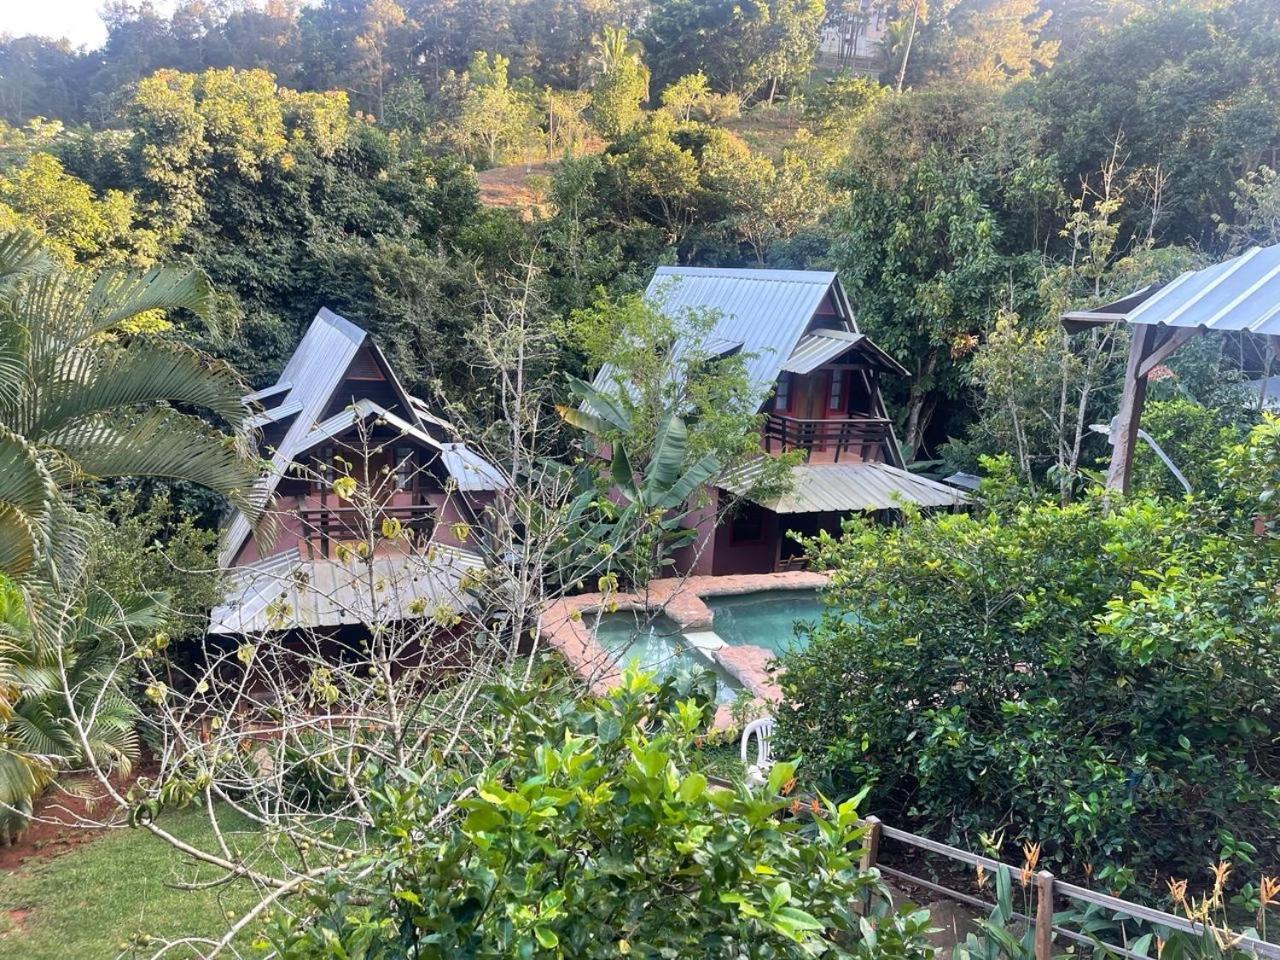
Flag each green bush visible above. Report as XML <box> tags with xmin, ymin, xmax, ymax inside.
<box><xmin>776</xmin><ymin>476</ymin><xmax>1280</xmax><ymax>895</ymax></box>
<box><xmin>266</xmin><ymin>669</ymin><xmax>935</xmax><ymax>959</ymax></box>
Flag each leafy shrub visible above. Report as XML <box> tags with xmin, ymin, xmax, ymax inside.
<box><xmin>266</xmin><ymin>669</ymin><xmax>936</xmax><ymax>959</ymax></box>
<box><xmin>776</xmin><ymin>483</ymin><xmax>1280</xmax><ymax>895</ymax></box>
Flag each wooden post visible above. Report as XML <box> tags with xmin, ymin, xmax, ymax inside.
<box><xmin>1106</xmin><ymin>323</ymin><xmax>1155</xmax><ymax>495</ymax></box>
<box><xmin>860</xmin><ymin>815</ymin><xmax>882</xmax><ymax>870</ymax></box>
<box><xmin>1034</xmin><ymin>869</ymin><xmax>1055</xmax><ymax>960</ymax></box>
<box><xmin>855</xmin><ymin>816</ymin><xmax>882</xmax><ymax>916</ymax></box>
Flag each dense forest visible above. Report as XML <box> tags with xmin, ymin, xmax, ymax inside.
<box><xmin>3</xmin><ymin>0</ymin><xmax>1278</xmax><ymax>473</ymax></box>
<box><xmin>4</xmin><ymin>2</ymin><xmax>1280</xmax><ymax>952</ymax></box>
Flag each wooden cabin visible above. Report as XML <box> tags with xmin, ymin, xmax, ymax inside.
<box><xmin>209</xmin><ymin>309</ymin><xmax>502</xmax><ymax>636</ymax></box>
<box><xmin>596</xmin><ymin>267</ymin><xmax>966</xmax><ymax>576</ymax></box>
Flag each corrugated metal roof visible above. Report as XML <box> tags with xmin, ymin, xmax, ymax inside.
<box><xmin>721</xmin><ymin>461</ymin><xmax>967</xmax><ymax>513</ymax></box>
<box><xmin>440</xmin><ymin>443</ymin><xmax>507</xmax><ymax>492</ymax></box>
<box><xmin>592</xmin><ymin>267</ymin><xmax>849</xmax><ymax>399</ymax></box>
<box><xmin>782</xmin><ymin>329</ymin><xmax>910</xmax><ymax>377</ymax></box>
<box><xmin>208</xmin><ymin>545</ymin><xmax>484</xmax><ymax>635</ymax></box>
<box><xmin>221</xmin><ymin>308</ymin><xmax>367</xmax><ymax>566</ymax></box>
<box><xmin>247</xmin><ymin>397</ymin><xmax>303</xmax><ymax>429</ymax></box>
<box><xmin>1062</xmin><ymin>244</ymin><xmax>1280</xmax><ymax>334</ymax></box>
<box><xmin>292</xmin><ymin>398</ymin><xmax>506</xmax><ymax>493</ymax></box>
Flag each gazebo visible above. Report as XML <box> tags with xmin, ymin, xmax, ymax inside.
<box><xmin>1062</xmin><ymin>243</ymin><xmax>1280</xmax><ymax>493</ymax></box>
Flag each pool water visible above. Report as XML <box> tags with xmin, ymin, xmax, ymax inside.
<box><xmin>705</xmin><ymin>590</ymin><xmax>825</xmax><ymax>655</ymax></box>
<box><xmin>593</xmin><ymin>612</ymin><xmax>741</xmax><ymax>704</ymax></box>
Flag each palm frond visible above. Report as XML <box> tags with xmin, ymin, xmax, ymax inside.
<box><xmin>24</xmin><ymin>342</ymin><xmax>247</xmax><ymax>440</ymax></box>
<box><xmin>48</xmin><ymin>407</ymin><xmax>265</xmax><ymax>522</ymax></box>
<box><xmin>0</xmin><ymin>427</ymin><xmax>59</xmax><ymax>579</ymax></box>
<box><xmin>0</xmin><ymin>231</ymin><xmax>51</xmax><ymax>298</ymax></box>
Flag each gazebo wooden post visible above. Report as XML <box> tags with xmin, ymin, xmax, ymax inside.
<box><xmin>1107</xmin><ymin>324</ymin><xmax>1204</xmax><ymax>494</ymax></box>
<box><xmin>1106</xmin><ymin>324</ymin><xmax>1156</xmax><ymax>494</ymax></box>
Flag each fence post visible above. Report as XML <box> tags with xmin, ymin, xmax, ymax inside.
<box><xmin>854</xmin><ymin>816</ymin><xmax>882</xmax><ymax>917</ymax></box>
<box><xmin>1035</xmin><ymin>869</ymin><xmax>1055</xmax><ymax>960</ymax></box>
<box><xmin>860</xmin><ymin>815</ymin><xmax>882</xmax><ymax>871</ymax></box>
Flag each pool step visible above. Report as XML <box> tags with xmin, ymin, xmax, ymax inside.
<box><xmin>682</xmin><ymin>630</ymin><xmax>726</xmax><ymax>654</ymax></box>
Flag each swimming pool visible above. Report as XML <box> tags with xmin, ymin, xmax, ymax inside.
<box><xmin>704</xmin><ymin>590</ymin><xmax>825</xmax><ymax>655</ymax></box>
<box><xmin>592</xmin><ymin>611</ymin><xmax>742</xmax><ymax>704</ymax></box>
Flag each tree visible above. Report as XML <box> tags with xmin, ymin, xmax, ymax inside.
<box><xmin>660</xmin><ymin>71</ymin><xmax>712</xmax><ymax>121</ymax></box>
<box><xmin>830</xmin><ymin>88</ymin><xmax>1060</xmax><ymax>456</ymax></box>
<box><xmin>644</xmin><ymin>0</ymin><xmax>825</xmax><ymax>102</ymax></box>
<box><xmin>588</xmin><ymin>27</ymin><xmax>650</xmax><ymax>140</ymax></box>
<box><xmin>449</xmin><ymin>53</ymin><xmax>537</xmax><ymax>167</ymax></box>
<box><xmin>0</xmin><ymin>152</ymin><xmax>157</xmax><ymax>267</ymax></box>
<box><xmin>0</xmin><ymin>573</ymin><xmax>162</xmax><ymax>842</ymax></box>
<box><xmin>265</xmin><ymin>669</ymin><xmax>937</xmax><ymax>958</ymax></box>
<box><xmin>702</xmin><ymin>134</ymin><xmax>832</xmax><ymax>264</ymax></box>
<box><xmin>0</xmin><ymin>231</ymin><xmax>262</xmax><ymax>584</ymax></box>
<box><xmin>1034</xmin><ymin>1</ymin><xmax>1280</xmax><ymax>247</ymax></box>
<box><xmin>909</xmin><ymin>0</ymin><xmax>1059</xmax><ymax>87</ymax></box>
<box><xmin>776</xmin><ymin>474</ymin><xmax>1280</xmax><ymax>894</ymax></box>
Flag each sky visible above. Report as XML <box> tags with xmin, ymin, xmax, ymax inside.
<box><xmin>1</xmin><ymin>0</ymin><xmax>179</xmax><ymax>50</ymax></box>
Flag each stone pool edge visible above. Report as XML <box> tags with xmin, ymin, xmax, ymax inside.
<box><xmin>538</xmin><ymin>571</ymin><xmax>829</xmax><ymax>729</ymax></box>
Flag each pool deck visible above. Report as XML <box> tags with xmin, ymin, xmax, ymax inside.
<box><xmin>538</xmin><ymin>571</ymin><xmax>829</xmax><ymax>727</ymax></box>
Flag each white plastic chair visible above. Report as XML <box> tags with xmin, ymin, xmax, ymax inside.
<box><xmin>741</xmin><ymin>717</ymin><xmax>775</xmax><ymax>788</ymax></box>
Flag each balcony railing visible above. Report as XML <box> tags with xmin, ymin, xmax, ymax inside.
<box><xmin>298</xmin><ymin>504</ymin><xmax>436</xmax><ymax>559</ymax></box>
<box><xmin>763</xmin><ymin>415</ymin><xmax>892</xmax><ymax>462</ymax></box>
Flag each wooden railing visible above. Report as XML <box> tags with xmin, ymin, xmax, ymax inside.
<box><xmin>298</xmin><ymin>504</ymin><xmax>435</xmax><ymax>559</ymax></box>
<box><xmin>856</xmin><ymin>816</ymin><xmax>1280</xmax><ymax>960</ymax></box>
<box><xmin>762</xmin><ymin>415</ymin><xmax>891</xmax><ymax>462</ymax></box>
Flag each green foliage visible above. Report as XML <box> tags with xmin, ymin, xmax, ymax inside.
<box><xmin>443</xmin><ymin>52</ymin><xmax>538</xmax><ymax>167</ymax></box>
<box><xmin>832</xmin><ymin>87</ymin><xmax>1060</xmax><ymax>454</ymax></box>
<box><xmin>81</xmin><ymin>488</ymin><xmax>221</xmax><ymax>640</ymax></box>
<box><xmin>565</xmin><ymin>288</ymin><xmax>787</xmax><ymax>489</ymax></box>
<box><xmin>0</xmin><ymin>152</ymin><xmax>157</xmax><ymax>267</ymax></box>
<box><xmin>0</xmin><ymin>573</ymin><xmax>158</xmax><ymax>842</ymax></box>
<box><xmin>588</xmin><ymin>27</ymin><xmax>650</xmax><ymax>140</ymax></box>
<box><xmin>643</xmin><ymin>0</ymin><xmax>826</xmax><ymax>103</ymax></box>
<box><xmin>777</xmin><ymin>475</ymin><xmax>1280</xmax><ymax>894</ymax></box>
<box><xmin>1131</xmin><ymin>398</ymin><xmax>1248</xmax><ymax>498</ymax></box>
<box><xmin>265</xmin><ymin>668</ymin><xmax>937</xmax><ymax>959</ymax></box>
<box><xmin>1034</xmin><ymin>1</ymin><xmax>1280</xmax><ymax>246</ymax></box>
<box><xmin>0</xmin><ymin>230</ymin><xmax>262</xmax><ymax>585</ymax></box>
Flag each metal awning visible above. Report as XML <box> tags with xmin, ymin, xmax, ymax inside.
<box><xmin>209</xmin><ymin>545</ymin><xmax>484</xmax><ymax>635</ymax></box>
<box><xmin>720</xmin><ymin>461</ymin><xmax>967</xmax><ymax>513</ymax></box>
<box><xmin>1062</xmin><ymin>244</ymin><xmax>1280</xmax><ymax>335</ymax></box>
<box><xmin>247</xmin><ymin>397</ymin><xmax>303</xmax><ymax>429</ymax></box>
<box><xmin>782</xmin><ymin>329</ymin><xmax>909</xmax><ymax>376</ymax></box>
<box><xmin>293</xmin><ymin>398</ymin><xmax>506</xmax><ymax>492</ymax></box>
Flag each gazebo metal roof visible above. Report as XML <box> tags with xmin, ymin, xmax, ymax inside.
<box><xmin>1063</xmin><ymin>244</ymin><xmax>1280</xmax><ymax>335</ymax></box>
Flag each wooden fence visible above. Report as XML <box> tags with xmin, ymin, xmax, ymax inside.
<box><xmin>857</xmin><ymin>816</ymin><xmax>1280</xmax><ymax>960</ymax></box>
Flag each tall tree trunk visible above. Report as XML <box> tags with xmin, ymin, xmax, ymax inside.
<box><xmin>895</xmin><ymin>0</ymin><xmax>921</xmax><ymax>93</ymax></box>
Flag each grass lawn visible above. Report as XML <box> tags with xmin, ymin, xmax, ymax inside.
<box><xmin>0</xmin><ymin>805</ymin><xmax>270</xmax><ymax>960</ymax></box>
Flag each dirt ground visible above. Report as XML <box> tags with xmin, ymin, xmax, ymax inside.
<box><xmin>0</xmin><ymin>778</ymin><xmax>131</xmax><ymax>873</ymax></box>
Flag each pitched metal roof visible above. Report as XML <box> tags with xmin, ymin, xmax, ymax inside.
<box><xmin>247</xmin><ymin>397</ymin><xmax>303</xmax><ymax>429</ymax></box>
<box><xmin>592</xmin><ymin>267</ymin><xmax>853</xmax><ymax>398</ymax></box>
<box><xmin>782</xmin><ymin>329</ymin><xmax>910</xmax><ymax>377</ymax></box>
<box><xmin>208</xmin><ymin>544</ymin><xmax>484</xmax><ymax>635</ymax></box>
<box><xmin>292</xmin><ymin>398</ymin><xmax>505</xmax><ymax>493</ymax></box>
<box><xmin>721</xmin><ymin>461</ymin><xmax>967</xmax><ymax>513</ymax></box>
<box><xmin>221</xmin><ymin>308</ymin><xmax>368</xmax><ymax>566</ymax></box>
<box><xmin>1062</xmin><ymin>244</ymin><xmax>1280</xmax><ymax>334</ymax></box>
<box><xmin>221</xmin><ymin>309</ymin><xmax>500</xmax><ymax>567</ymax></box>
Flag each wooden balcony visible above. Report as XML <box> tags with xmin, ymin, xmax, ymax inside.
<box><xmin>298</xmin><ymin>504</ymin><xmax>436</xmax><ymax>559</ymax></box>
<box><xmin>762</xmin><ymin>415</ymin><xmax>892</xmax><ymax>463</ymax></box>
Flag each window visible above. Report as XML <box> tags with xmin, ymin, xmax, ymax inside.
<box><xmin>730</xmin><ymin>501</ymin><xmax>765</xmax><ymax>543</ymax></box>
<box><xmin>774</xmin><ymin>373</ymin><xmax>792</xmax><ymax>412</ymax></box>
<box><xmin>394</xmin><ymin>445</ymin><xmax>415</xmax><ymax>491</ymax></box>
<box><xmin>829</xmin><ymin>371</ymin><xmax>844</xmax><ymax>412</ymax></box>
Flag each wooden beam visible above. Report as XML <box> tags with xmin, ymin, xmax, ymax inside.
<box><xmin>1137</xmin><ymin>325</ymin><xmax>1202</xmax><ymax>378</ymax></box>
<box><xmin>1106</xmin><ymin>323</ymin><xmax>1157</xmax><ymax>495</ymax></box>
